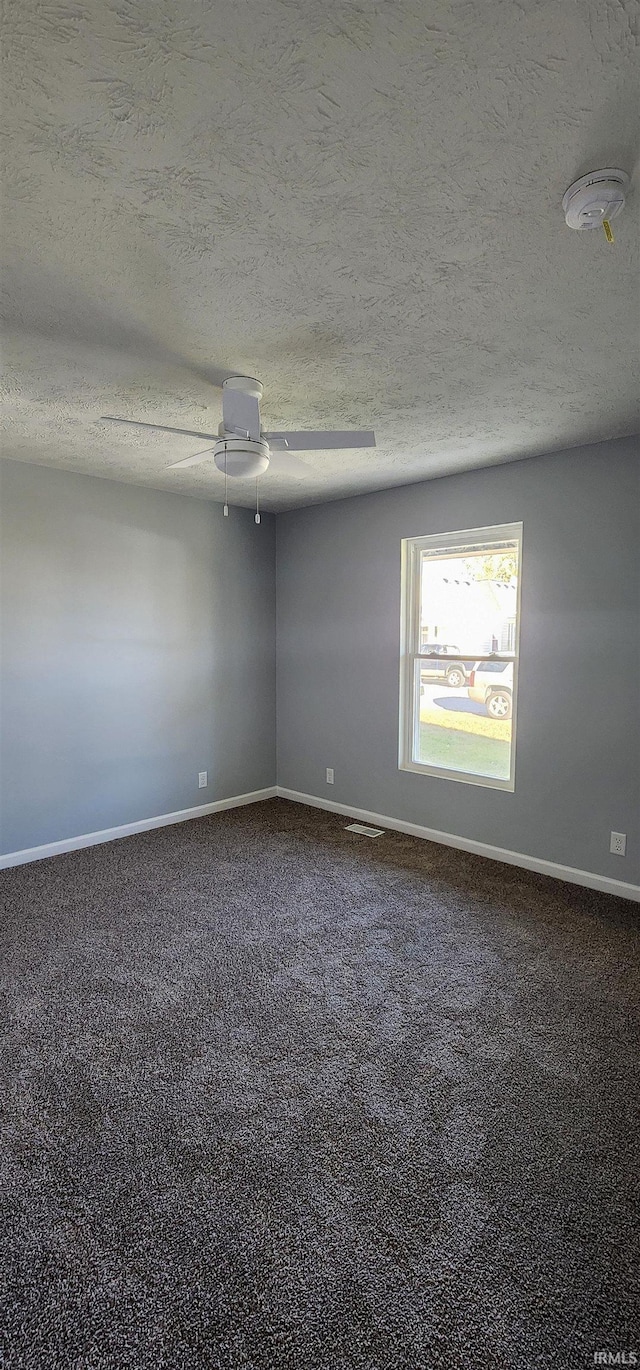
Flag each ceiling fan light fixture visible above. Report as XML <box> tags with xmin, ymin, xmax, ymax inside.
<box><xmin>213</xmin><ymin>436</ymin><xmax>270</xmax><ymax>478</ymax></box>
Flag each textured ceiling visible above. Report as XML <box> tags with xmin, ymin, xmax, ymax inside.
<box><xmin>1</xmin><ymin>0</ymin><xmax>639</xmax><ymax>511</ymax></box>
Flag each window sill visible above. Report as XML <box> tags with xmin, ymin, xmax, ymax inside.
<box><xmin>399</xmin><ymin>759</ymin><xmax>515</xmax><ymax>792</ymax></box>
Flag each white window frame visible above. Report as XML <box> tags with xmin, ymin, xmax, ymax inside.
<box><xmin>399</xmin><ymin>522</ymin><xmax>523</xmax><ymax>791</ymax></box>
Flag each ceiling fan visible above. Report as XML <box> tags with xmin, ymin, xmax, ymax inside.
<box><xmin>101</xmin><ymin>376</ymin><xmax>376</xmax><ymax>481</ymax></box>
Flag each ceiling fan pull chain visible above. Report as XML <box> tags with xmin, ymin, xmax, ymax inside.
<box><xmin>255</xmin><ymin>477</ymin><xmax>261</xmax><ymax>525</ymax></box>
<box><xmin>223</xmin><ymin>446</ymin><xmax>229</xmax><ymax>516</ymax></box>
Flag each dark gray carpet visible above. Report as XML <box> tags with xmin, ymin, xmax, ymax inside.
<box><xmin>1</xmin><ymin>798</ymin><xmax>638</xmax><ymax>1369</ymax></box>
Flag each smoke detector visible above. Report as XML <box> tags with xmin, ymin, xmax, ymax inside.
<box><xmin>562</xmin><ymin>169</ymin><xmax>629</xmax><ymax>231</ymax></box>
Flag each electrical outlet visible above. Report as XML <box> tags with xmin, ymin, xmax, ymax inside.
<box><xmin>326</xmin><ymin>768</ymin><xmax>334</xmax><ymax>785</ymax></box>
<box><xmin>198</xmin><ymin>771</ymin><xmax>208</xmax><ymax>789</ymax></box>
<box><xmin>610</xmin><ymin>831</ymin><xmax>626</xmax><ymax>856</ymax></box>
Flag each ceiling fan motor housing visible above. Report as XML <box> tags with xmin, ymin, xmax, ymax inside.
<box><xmin>562</xmin><ymin>169</ymin><xmax>629</xmax><ymax>230</ymax></box>
<box><xmin>213</xmin><ymin>436</ymin><xmax>270</xmax><ymax>478</ymax></box>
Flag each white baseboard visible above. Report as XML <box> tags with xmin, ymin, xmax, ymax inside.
<box><xmin>3</xmin><ymin>784</ymin><xmax>638</xmax><ymax>903</ymax></box>
<box><xmin>276</xmin><ymin>787</ymin><xmax>640</xmax><ymax>903</ymax></box>
<box><xmin>0</xmin><ymin>787</ymin><xmax>277</xmax><ymax>870</ymax></box>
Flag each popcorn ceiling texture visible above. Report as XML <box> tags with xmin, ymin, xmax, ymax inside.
<box><xmin>1</xmin><ymin>0</ymin><xmax>639</xmax><ymax>511</ymax></box>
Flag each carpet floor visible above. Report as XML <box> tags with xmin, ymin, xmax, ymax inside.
<box><xmin>1</xmin><ymin>798</ymin><xmax>638</xmax><ymax>1369</ymax></box>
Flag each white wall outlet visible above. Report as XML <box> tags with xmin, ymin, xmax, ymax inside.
<box><xmin>326</xmin><ymin>768</ymin><xmax>334</xmax><ymax>784</ymax></box>
<box><xmin>198</xmin><ymin>771</ymin><xmax>208</xmax><ymax>789</ymax></box>
<box><xmin>610</xmin><ymin>831</ymin><xmax>626</xmax><ymax>856</ymax></box>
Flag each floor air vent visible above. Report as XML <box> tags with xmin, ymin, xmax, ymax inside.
<box><xmin>345</xmin><ymin>823</ymin><xmax>385</xmax><ymax>837</ymax></box>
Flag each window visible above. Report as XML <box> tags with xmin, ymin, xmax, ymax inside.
<box><xmin>399</xmin><ymin>523</ymin><xmax>522</xmax><ymax>790</ymax></box>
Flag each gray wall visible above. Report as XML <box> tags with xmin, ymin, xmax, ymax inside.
<box><xmin>3</xmin><ymin>438</ymin><xmax>639</xmax><ymax>883</ymax></box>
<box><xmin>0</xmin><ymin>459</ymin><xmax>276</xmax><ymax>855</ymax></box>
<box><xmin>276</xmin><ymin>436</ymin><xmax>640</xmax><ymax>886</ymax></box>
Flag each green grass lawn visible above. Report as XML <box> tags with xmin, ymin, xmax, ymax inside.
<box><xmin>418</xmin><ymin>721</ymin><xmax>511</xmax><ymax>780</ymax></box>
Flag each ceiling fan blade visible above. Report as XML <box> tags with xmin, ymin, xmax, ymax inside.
<box><xmin>264</xmin><ymin>430</ymin><xmax>376</xmax><ymax>452</ymax></box>
<box><xmin>222</xmin><ymin>383</ymin><xmax>261</xmax><ymax>441</ymax></box>
<box><xmin>266</xmin><ymin>449</ymin><xmax>311</xmax><ymax>478</ymax></box>
<box><xmin>167</xmin><ymin>448</ymin><xmax>215</xmax><ymax>469</ymax></box>
<box><xmin>101</xmin><ymin>416</ymin><xmax>218</xmax><ymax>440</ymax></box>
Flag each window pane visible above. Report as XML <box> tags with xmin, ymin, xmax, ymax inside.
<box><xmin>419</xmin><ymin>540</ymin><xmax>519</xmax><ymax>656</ymax></box>
<box><xmin>416</xmin><ymin>660</ymin><xmax>512</xmax><ymax>781</ymax></box>
<box><xmin>401</xmin><ymin>525</ymin><xmax>521</xmax><ymax>789</ymax></box>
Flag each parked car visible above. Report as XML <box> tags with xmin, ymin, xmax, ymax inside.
<box><xmin>419</xmin><ymin>643</ymin><xmax>475</xmax><ymax>689</ymax></box>
<box><xmin>468</xmin><ymin>660</ymin><xmax>514</xmax><ymax>719</ymax></box>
